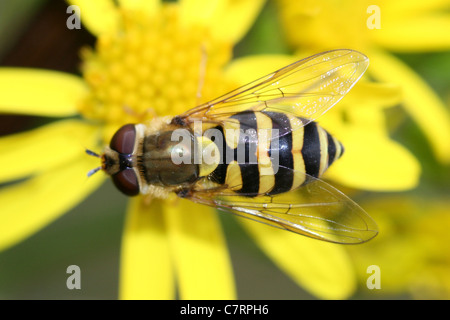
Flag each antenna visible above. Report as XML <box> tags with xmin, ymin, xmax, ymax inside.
<box><xmin>87</xmin><ymin>166</ymin><xmax>101</xmax><ymax>177</ymax></box>
<box><xmin>86</xmin><ymin>149</ymin><xmax>101</xmax><ymax>177</ymax></box>
<box><xmin>85</xmin><ymin>149</ymin><xmax>100</xmax><ymax>158</ymax></box>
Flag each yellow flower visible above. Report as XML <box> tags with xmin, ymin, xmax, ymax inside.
<box><xmin>348</xmin><ymin>196</ymin><xmax>450</xmax><ymax>299</ymax></box>
<box><xmin>275</xmin><ymin>0</ymin><xmax>450</xmax><ymax>300</ymax></box>
<box><xmin>277</xmin><ymin>0</ymin><xmax>450</xmax><ymax>165</ymax></box>
<box><xmin>0</xmin><ymin>0</ymin><xmax>363</xmax><ymax>300</ymax></box>
<box><xmin>0</xmin><ymin>0</ymin><xmax>261</xmax><ymax>299</ymax></box>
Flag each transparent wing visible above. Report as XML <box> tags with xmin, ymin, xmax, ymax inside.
<box><xmin>185</xmin><ymin>172</ymin><xmax>378</xmax><ymax>244</ymax></box>
<box><xmin>179</xmin><ymin>49</ymin><xmax>369</xmax><ymax>127</ymax></box>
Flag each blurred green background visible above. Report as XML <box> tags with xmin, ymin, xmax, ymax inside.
<box><xmin>0</xmin><ymin>0</ymin><xmax>449</xmax><ymax>299</ymax></box>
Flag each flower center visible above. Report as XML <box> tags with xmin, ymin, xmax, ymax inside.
<box><xmin>78</xmin><ymin>4</ymin><xmax>232</xmax><ymax>141</ymax></box>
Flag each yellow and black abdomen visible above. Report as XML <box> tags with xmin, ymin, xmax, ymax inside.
<box><xmin>208</xmin><ymin>111</ymin><xmax>344</xmax><ymax>196</ymax></box>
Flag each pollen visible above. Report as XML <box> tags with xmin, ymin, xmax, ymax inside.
<box><xmin>78</xmin><ymin>4</ymin><xmax>232</xmax><ymax>141</ymax></box>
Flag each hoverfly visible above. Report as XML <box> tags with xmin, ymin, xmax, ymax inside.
<box><xmin>87</xmin><ymin>49</ymin><xmax>378</xmax><ymax>244</ymax></box>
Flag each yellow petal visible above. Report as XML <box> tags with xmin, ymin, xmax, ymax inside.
<box><xmin>0</xmin><ymin>120</ymin><xmax>100</xmax><ymax>183</ymax></box>
<box><xmin>67</xmin><ymin>0</ymin><xmax>119</xmax><ymax>36</ymax></box>
<box><xmin>321</xmin><ymin>104</ymin><xmax>388</xmax><ymax>143</ymax></box>
<box><xmin>325</xmin><ymin>127</ymin><xmax>421</xmax><ymax>191</ymax></box>
<box><xmin>118</xmin><ymin>0</ymin><xmax>160</xmax><ymax>15</ymax></box>
<box><xmin>240</xmin><ymin>218</ymin><xmax>356</xmax><ymax>299</ymax></box>
<box><xmin>180</xmin><ymin>0</ymin><xmax>265</xmax><ymax>43</ymax></box>
<box><xmin>209</xmin><ymin>0</ymin><xmax>266</xmax><ymax>43</ymax></box>
<box><xmin>344</xmin><ymin>81</ymin><xmax>403</xmax><ymax>108</ymax></box>
<box><xmin>384</xmin><ymin>0</ymin><xmax>450</xmax><ymax>16</ymax></box>
<box><xmin>348</xmin><ymin>196</ymin><xmax>450</xmax><ymax>299</ymax></box>
<box><xmin>119</xmin><ymin>197</ymin><xmax>174</xmax><ymax>300</ymax></box>
<box><xmin>0</xmin><ymin>68</ymin><xmax>85</xmax><ymax>116</ymax></box>
<box><xmin>179</xmin><ymin>0</ymin><xmax>224</xmax><ymax>26</ymax></box>
<box><xmin>225</xmin><ymin>54</ymin><xmax>295</xmax><ymax>85</ymax></box>
<box><xmin>373</xmin><ymin>15</ymin><xmax>450</xmax><ymax>51</ymax></box>
<box><xmin>369</xmin><ymin>49</ymin><xmax>450</xmax><ymax>163</ymax></box>
<box><xmin>165</xmin><ymin>199</ymin><xmax>236</xmax><ymax>299</ymax></box>
<box><xmin>320</xmin><ymin>83</ymin><xmax>402</xmax><ymax>136</ymax></box>
<box><xmin>345</xmin><ymin>102</ymin><xmax>388</xmax><ymax>135</ymax></box>
<box><xmin>0</xmin><ymin>156</ymin><xmax>104</xmax><ymax>251</ymax></box>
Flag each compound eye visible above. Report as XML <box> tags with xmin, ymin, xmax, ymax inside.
<box><xmin>110</xmin><ymin>124</ymin><xmax>136</xmax><ymax>154</ymax></box>
<box><xmin>112</xmin><ymin>169</ymin><xmax>140</xmax><ymax>196</ymax></box>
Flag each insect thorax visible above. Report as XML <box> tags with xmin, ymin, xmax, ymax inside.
<box><xmin>140</xmin><ymin>130</ymin><xmax>199</xmax><ymax>187</ymax></box>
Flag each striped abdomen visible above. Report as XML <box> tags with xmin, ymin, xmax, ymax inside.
<box><xmin>208</xmin><ymin>111</ymin><xmax>344</xmax><ymax>196</ymax></box>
